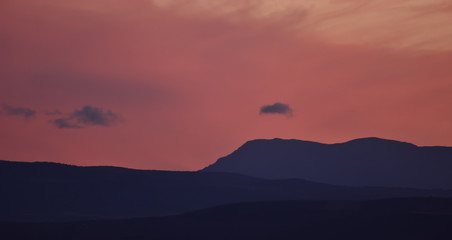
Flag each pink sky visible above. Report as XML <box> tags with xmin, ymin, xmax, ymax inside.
<box><xmin>1</xmin><ymin>0</ymin><xmax>452</xmax><ymax>170</ymax></box>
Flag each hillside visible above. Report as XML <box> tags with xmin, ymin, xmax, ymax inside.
<box><xmin>1</xmin><ymin>159</ymin><xmax>451</xmax><ymax>221</ymax></box>
<box><xmin>202</xmin><ymin>137</ymin><xmax>452</xmax><ymax>189</ymax></box>
<box><xmin>2</xmin><ymin>198</ymin><xmax>452</xmax><ymax>240</ymax></box>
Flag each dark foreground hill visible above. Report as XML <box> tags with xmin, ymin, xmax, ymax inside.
<box><xmin>2</xmin><ymin>198</ymin><xmax>452</xmax><ymax>240</ymax></box>
<box><xmin>1</xmin><ymin>160</ymin><xmax>451</xmax><ymax>222</ymax></box>
<box><xmin>202</xmin><ymin>137</ymin><xmax>452</xmax><ymax>189</ymax></box>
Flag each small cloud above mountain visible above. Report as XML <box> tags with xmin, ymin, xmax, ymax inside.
<box><xmin>259</xmin><ymin>102</ymin><xmax>293</xmax><ymax>117</ymax></box>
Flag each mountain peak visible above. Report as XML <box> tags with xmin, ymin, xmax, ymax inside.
<box><xmin>242</xmin><ymin>138</ymin><xmax>321</xmax><ymax>146</ymax></box>
<box><xmin>243</xmin><ymin>137</ymin><xmax>418</xmax><ymax>147</ymax></box>
<box><xmin>342</xmin><ymin>137</ymin><xmax>418</xmax><ymax>147</ymax></box>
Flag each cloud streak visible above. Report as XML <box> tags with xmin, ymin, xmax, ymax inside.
<box><xmin>152</xmin><ymin>0</ymin><xmax>452</xmax><ymax>51</ymax></box>
<box><xmin>260</xmin><ymin>102</ymin><xmax>293</xmax><ymax>117</ymax></box>
<box><xmin>1</xmin><ymin>104</ymin><xmax>37</xmax><ymax>119</ymax></box>
<box><xmin>52</xmin><ymin>105</ymin><xmax>121</xmax><ymax>129</ymax></box>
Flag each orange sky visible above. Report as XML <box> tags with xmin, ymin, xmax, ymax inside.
<box><xmin>1</xmin><ymin>0</ymin><xmax>452</xmax><ymax>170</ymax></box>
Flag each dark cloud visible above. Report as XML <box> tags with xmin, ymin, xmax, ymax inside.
<box><xmin>53</xmin><ymin>118</ymin><xmax>81</xmax><ymax>129</ymax></box>
<box><xmin>260</xmin><ymin>102</ymin><xmax>293</xmax><ymax>117</ymax></box>
<box><xmin>52</xmin><ymin>105</ymin><xmax>121</xmax><ymax>129</ymax></box>
<box><xmin>2</xmin><ymin>104</ymin><xmax>37</xmax><ymax>119</ymax></box>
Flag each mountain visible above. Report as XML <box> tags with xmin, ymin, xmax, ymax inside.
<box><xmin>1</xmin><ymin>160</ymin><xmax>451</xmax><ymax>222</ymax></box>
<box><xmin>3</xmin><ymin>198</ymin><xmax>452</xmax><ymax>240</ymax></box>
<box><xmin>202</xmin><ymin>137</ymin><xmax>452</xmax><ymax>189</ymax></box>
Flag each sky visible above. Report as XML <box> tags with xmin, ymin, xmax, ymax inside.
<box><xmin>1</xmin><ymin>0</ymin><xmax>452</xmax><ymax>170</ymax></box>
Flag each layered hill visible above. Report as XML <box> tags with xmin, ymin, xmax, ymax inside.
<box><xmin>1</xmin><ymin>160</ymin><xmax>450</xmax><ymax>222</ymax></box>
<box><xmin>202</xmin><ymin>137</ymin><xmax>452</xmax><ymax>189</ymax></box>
<box><xmin>3</xmin><ymin>198</ymin><xmax>452</xmax><ymax>240</ymax></box>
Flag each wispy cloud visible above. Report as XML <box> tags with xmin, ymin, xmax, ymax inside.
<box><xmin>1</xmin><ymin>104</ymin><xmax>37</xmax><ymax>119</ymax></box>
<box><xmin>52</xmin><ymin>105</ymin><xmax>121</xmax><ymax>129</ymax></box>
<box><xmin>151</xmin><ymin>0</ymin><xmax>452</xmax><ymax>51</ymax></box>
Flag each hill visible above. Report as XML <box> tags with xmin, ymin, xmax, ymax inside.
<box><xmin>202</xmin><ymin>137</ymin><xmax>452</xmax><ymax>189</ymax></box>
<box><xmin>2</xmin><ymin>198</ymin><xmax>452</xmax><ymax>240</ymax></box>
<box><xmin>1</xmin><ymin>159</ymin><xmax>451</xmax><ymax>221</ymax></box>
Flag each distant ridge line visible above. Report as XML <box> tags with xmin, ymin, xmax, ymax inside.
<box><xmin>202</xmin><ymin>137</ymin><xmax>452</xmax><ymax>189</ymax></box>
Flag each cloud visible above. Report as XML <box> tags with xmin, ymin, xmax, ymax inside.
<box><xmin>151</xmin><ymin>0</ymin><xmax>452</xmax><ymax>51</ymax></box>
<box><xmin>2</xmin><ymin>104</ymin><xmax>37</xmax><ymax>119</ymax></box>
<box><xmin>52</xmin><ymin>105</ymin><xmax>121</xmax><ymax>129</ymax></box>
<box><xmin>260</xmin><ymin>102</ymin><xmax>293</xmax><ymax>117</ymax></box>
<box><xmin>53</xmin><ymin>118</ymin><xmax>81</xmax><ymax>129</ymax></box>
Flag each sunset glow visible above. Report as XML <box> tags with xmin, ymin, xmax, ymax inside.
<box><xmin>1</xmin><ymin>0</ymin><xmax>452</xmax><ymax>170</ymax></box>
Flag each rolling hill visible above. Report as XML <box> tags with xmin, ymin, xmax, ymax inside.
<box><xmin>2</xmin><ymin>198</ymin><xmax>452</xmax><ymax>240</ymax></box>
<box><xmin>1</xmin><ymin>159</ymin><xmax>451</xmax><ymax>222</ymax></box>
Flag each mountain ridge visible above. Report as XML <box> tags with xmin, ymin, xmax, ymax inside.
<box><xmin>202</xmin><ymin>137</ymin><xmax>452</xmax><ymax>189</ymax></box>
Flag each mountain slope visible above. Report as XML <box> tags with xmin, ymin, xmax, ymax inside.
<box><xmin>1</xmin><ymin>159</ymin><xmax>451</xmax><ymax>222</ymax></box>
<box><xmin>202</xmin><ymin>137</ymin><xmax>452</xmax><ymax>189</ymax></box>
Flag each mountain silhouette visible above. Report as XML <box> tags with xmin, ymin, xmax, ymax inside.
<box><xmin>1</xmin><ymin>159</ymin><xmax>451</xmax><ymax>222</ymax></box>
<box><xmin>202</xmin><ymin>137</ymin><xmax>452</xmax><ymax>189</ymax></box>
<box><xmin>2</xmin><ymin>198</ymin><xmax>452</xmax><ymax>240</ymax></box>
